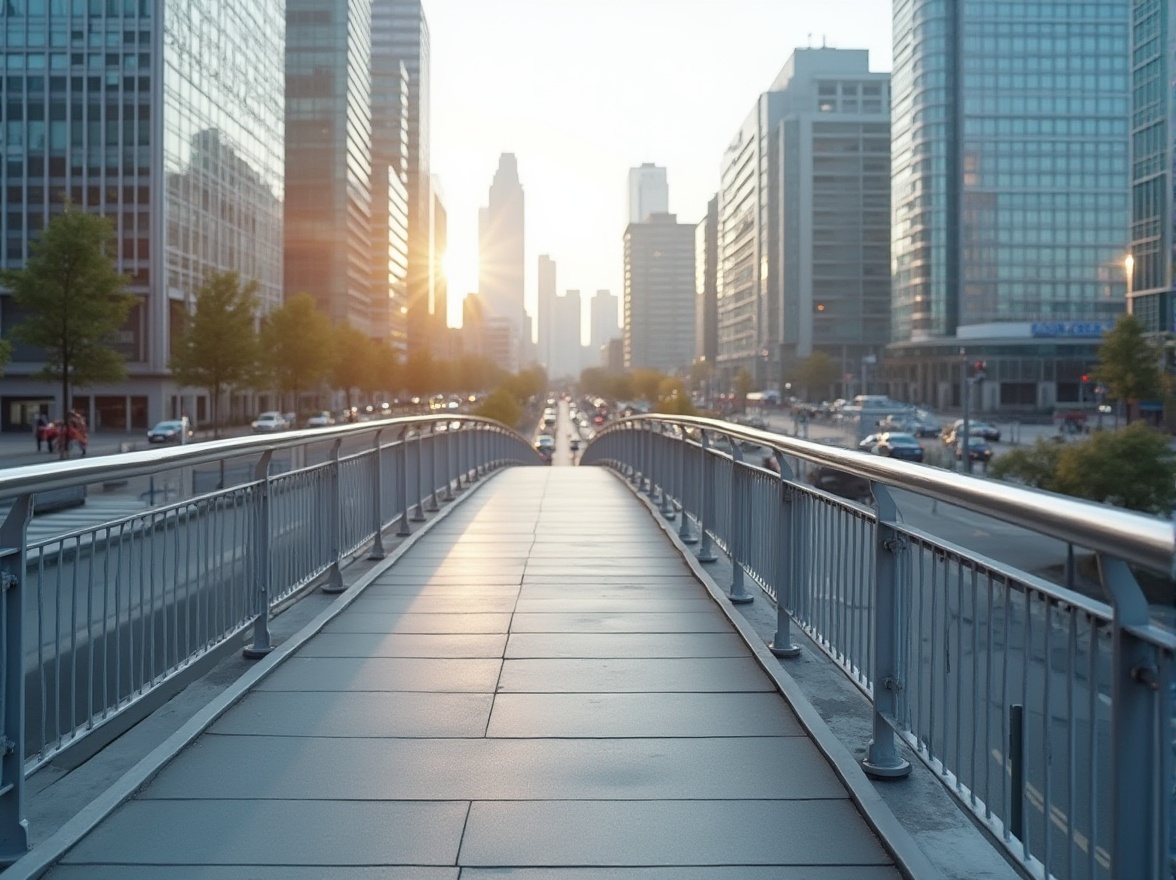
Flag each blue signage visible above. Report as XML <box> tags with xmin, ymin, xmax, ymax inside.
<box><xmin>1029</xmin><ymin>321</ymin><xmax>1115</xmax><ymax>338</ymax></box>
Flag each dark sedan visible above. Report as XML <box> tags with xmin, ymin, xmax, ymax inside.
<box><xmin>957</xmin><ymin>436</ymin><xmax>994</xmax><ymax>462</ymax></box>
<box><xmin>147</xmin><ymin>419</ymin><xmax>191</xmax><ymax>444</ymax></box>
<box><xmin>872</xmin><ymin>432</ymin><xmax>925</xmax><ymax>463</ymax></box>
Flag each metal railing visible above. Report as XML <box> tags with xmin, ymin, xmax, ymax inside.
<box><xmin>0</xmin><ymin>416</ymin><xmax>537</xmax><ymax>863</ymax></box>
<box><xmin>582</xmin><ymin>414</ymin><xmax>1176</xmax><ymax>880</ymax></box>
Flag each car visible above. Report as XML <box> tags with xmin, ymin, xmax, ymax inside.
<box><xmin>305</xmin><ymin>411</ymin><xmax>335</xmax><ymax>428</ymax></box>
<box><xmin>147</xmin><ymin>419</ymin><xmax>191</xmax><ymax>444</ymax></box>
<box><xmin>808</xmin><ymin>465</ymin><xmax>872</xmax><ymax>503</ymax></box>
<box><xmin>956</xmin><ymin>435</ymin><xmax>993</xmax><ymax>462</ymax></box>
<box><xmin>251</xmin><ymin>411</ymin><xmax>289</xmax><ymax>433</ymax></box>
<box><xmin>948</xmin><ymin>419</ymin><xmax>1001</xmax><ymax>442</ymax></box>
<box><xmin>872</xmin><ymin>432</ymin><xmax>925</xmax><ymax>462</ymax></box>
<box><xmin>534</xmin><ymin>434</ymin><xmax>555</xmax><ymax>464</ymax></box>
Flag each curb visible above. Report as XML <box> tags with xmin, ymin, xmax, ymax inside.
<box><xmin>607</xmin><ymin>469</ymin><xmax>941</xmax><ymax>880</ymax></box>
<box><xmin>1</xmin><ymin>468</ymin><xmax>503</xmax><ymax>880</ymax></box>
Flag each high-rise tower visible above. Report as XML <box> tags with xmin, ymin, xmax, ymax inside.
<box><xmin>478</xmin><ymin>154</ymin><xmax>526</xmax><ymax>367</ymax></box>
<box><xmin>628</xmin><ymin>164</ymin><xmax>669</xmax><ymax>224</ymax></box>
<box><xmin>537</xmin><ymin>255</ymin><xmax>557</xmax><ymax>372</ymax></box>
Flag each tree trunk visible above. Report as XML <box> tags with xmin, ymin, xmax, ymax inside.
<box><xmin>211</xmin><ymin>381</ymin><xmax>221</xmax><ymax>439</ymax></box>
<box><xmin>59</xmin><ymin>367</ymin><xmax>70</xmax><ymax>460</ymax></box>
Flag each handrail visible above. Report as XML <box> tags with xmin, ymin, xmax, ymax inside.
<box><xmin>590</xmin><ymin>414</ymin><xmax>1175</xmax><ymax>580</ymax></box>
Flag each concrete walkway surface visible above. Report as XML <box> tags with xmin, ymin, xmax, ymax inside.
<box><xmin>37</xmin><ymin>467</ymin><xmax>903</xmax><ymax>878</ymax></box>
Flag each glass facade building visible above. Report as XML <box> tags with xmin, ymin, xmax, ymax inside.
<box><xmin>285</xmin><ymin>0</ymin><xmax>373</xmax><ymax>333</ymax></box>
<box><xmin>888</xmin><ymin>0</ymin><xmax>1130</xmax><ymax>411</ymax></box>
<box><xmin>1128</xmin><ymin>0</ymin><xmax>1176</xmax><ymax>336</ymax></box>
<box><xmin>0</xmin><ymin>0</ymin><xmax>284</xmax><ymax>430</ymax></box>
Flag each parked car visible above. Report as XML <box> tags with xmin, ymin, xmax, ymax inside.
<box><xmin>535</xmin><ymin>434</ymin><xmax>555</xmax><ymax>464</ymax></box>
<box><xmin>305</xmin><ymin>411</ymin><xmax>335</xmax><ymax>428</ymax></box>
<box><xmin>147</xmin><ymin>419</ymin><xmax>191</xmax><ymax>444</ymax></box>
<box><xmin>872</xmin><ymin>432</ymin><xmax>925</xmax><ymax>463</ymax></box>
<box><xmin>251</xmin><ymin>411</ymin><xmax>289</xmax><ymax>433</ymax></box>
<box><xmin>956</xmin><ymin>435</ymin><xmax>994</xmax><ymax>463</ymax></box>
<box><xmin>947</xmin><ymin>419</ymin><xmax>1001</xmax><ymax>442</ymax></box>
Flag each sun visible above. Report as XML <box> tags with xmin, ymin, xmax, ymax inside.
<box><xmin>442</xmin><ymin>249</ymin><xmax>478</xmax><ymax>296</ymax></box>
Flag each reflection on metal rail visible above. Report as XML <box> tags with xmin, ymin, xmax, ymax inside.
<box><xmin>0</xmin><ymin>416</ymin><xmax>538</xmax><ymax>863</ymax></box>
<box><xmin>582</xmin><ymin>414</ymin><xmax>1175</xmax><ymax>880</ymax></box>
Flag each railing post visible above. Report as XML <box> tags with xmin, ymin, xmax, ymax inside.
<box><xmin>244</xmin><ymin>450</ymin><xmax>276</xmax><ymax>658</ymax></box>
<box><xmin>0</xmin><ymin>494</ymin><xmax>32</xmax><ymax>863</ymax></box>
<box><xmin>697</xmin><ymin>431</ymin><xmax>717</xmax><ymax>563</ymax></box>
<box><xmin>396</xmin><ymin>426</ymin><xmax>412</xmax><ymax>537</ymax></box>
<box><xmin>368</xmin><ymin>429</ymin><xmax>386</xmax><ymax>560</ymax></box>
<box><xmin>471</xmin><ymin>427</ymin><xmax>483</xmax><ymax>480</ymax></box>
<box><xmin>862</xmin><ymin>483</ymin><xmax>912</xmax><ymax>778</ymax></box>
<box><xmin>678</xmin><ymin>429</ymin><xmax>697</xmax><ymax>544</ymax></box>
<box><xmin>441</xmin><ymin>425</ymin><xmax>455</xmax><ymax>501</ymax></box>
<box><xmin>322</xmin><ymin>437</ymin><xmax>345</xmax><ymax>593</ymax></box>
<box><xmin>726</xmin><ymin>440</ymin><xmax>753</xmax><ymax>604</ymax></box>
<box><xmin>629</xmin><ymin>422</ymin><xmax>642</xmax><ymax>486</ymax></box>
<box><xmin>455</xmin><ymin>426</ymin><xmax>467</xmax><ymax>489</ymax></box>
<box><xmin>644</xmin><ymin>423</ymin><xmax>657</xmax><ymax>500</ymax></box>
<box><xmin>424</xmin><ymin>424</ymin><xmax>440</xmax><ymax>512</ymax></box>
<box><xmin>768</xmin><ymin>451</ymin><xmax>801</xmax><ymax>658</ymax></box>
<box><xmin>658</xmin><ymin>427</ymin><xmax>676</xmax><ymax>520</ymax></box>
<box><xmin>1100</xmin><ymin>553</ymin><xmax>1166</xmax><ymax>879</ymax></box>
<box><xmin>411</xmin><ymin>427</ymin><xmax>426</xmax><ymax>522</ymax></box>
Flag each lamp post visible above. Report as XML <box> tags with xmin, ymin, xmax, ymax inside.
<box><xmin>1124</xmin><ymin>253</ymin><xmax>1134</xmax><ymax>303</ymax></box>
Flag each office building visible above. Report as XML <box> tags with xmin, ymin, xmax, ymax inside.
<box><xmin>373</xmin><ymin>0</ymin><xmax>434</xmax><ymax>354</ymax></box>
<box><xmin>590</xmin><ymin>290</ymin><xmax>620</xmax><ymax>355</ymax></box>
<box><xmin>1128</xmin><ymin>0</ymin><xmax>1175</xmax><ymax>340</ymax></box>
<box><xmin>887</xmin><ymin>1</ymin><xmax>1129</xmax><ymax>410</ymax></box>
<box><xmin>537</xmin><ymin>254</ymin><xmax>557</xmax><ymax>372</ymax></box>
<box><xmin>0</xmin><ymin>1</ymin><xmax>284</xmax><ymax>431</ymax></box>
<box><xmin>483</xmin><ymin>316</ymin><xmax>518</xmax><ymax>375</ymax></box>
<box><xmin>552</xmin><ymin>290</ymin><xmax>583</xmax><ymax>380</ymax></box>
<box><xmin>628</xmin><ymin>163</ymin><xmax>668</xmax><ymax>224</ymax></box>
<box><xmin>431</xmin><ymin>176</ymin><xmax>447</xmax><ymax>339</ymax></box>
<box><xmin>718</xmin><ymin>48</ymin><xmax>890</xmax><ymax>390</ymax></box>
<box><xmin>478</xmin><ymin>153</ymin><xmax>525</xmax><ymax>365</ymax></box>
<box><xmin>370</xmin><ymin>55</ymin><xmax>410</xmax><ymax>348</ymax></box>
<box><xmin>624</xmin><ymin>214</ymin><xmax>696</xmax><ymax>373</ymax></box>
<box><xmin>286</xmin><ymin>0</ymin><xmax>374</xmax><ymax>333</ymax></box>
<box><xmin>695</xmin><ymin>195</ymin><xmax>719</xmax><ymax>368</ymax></box>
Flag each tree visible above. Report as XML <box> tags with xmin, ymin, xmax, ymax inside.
<box><xmin>1</xmin><ymin>208</ymin><xmax>133</xmax><ymax>455</ymax></box>
<box><xmin>990</xmin><ymin>424</ymin><xmax>1176</xmax><ymax>516</ymax></box>
<box><xmin>361</xmin><ymin>341</ymin><xmax>400</xmax><ymax>403</ymax></box>
<box><xmin>168</xmin><ymin>271</ymin><xmax>260</xmax><ymax>437</ymax></box>
<box><xmin>259</xmin><ymin>293</ymin><xmax>335</xmax><ymax>415</ymax></box>
<box><xmin>1094</xmin><ymin>314</ymin><xmax>1161</xmax><ymax>424</ymax></box>
<box><xmin>0</xmin><ymin>338</ymin><xmax>10</xmax><ymax>376</ymax></box>
<box><xmin>794</xmin><ymin>351</ymin><xmax>840</xmax><ymax>400</ymax></box>
<box><xmin>402</xmin><ymin>350</ymin><xmax>435</xmax><ymax>399</ymax></box>
<box><xmin>653</xmin><ymin>378</ymin><xmax>697</xmax><ymax>416</ymax></box>
<box><xmin>734</xmin><ymin>368</ymin><xmax>754</xmax><ymax>412</ymax></box>
<box><xmin>474</xmin><ymin>387</ymin><xmax>522</xmax><ymax>428</ymax></box>
<box><xmin>329</xmin><ymin>322</ymin><xmax>374</xmax><ymax>411</ymax></box>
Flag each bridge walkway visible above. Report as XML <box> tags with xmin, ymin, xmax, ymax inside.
<box><xmin>41</xmin><ymin>467</ymin><xmax>904</xmax><ymax>878</ymax></box>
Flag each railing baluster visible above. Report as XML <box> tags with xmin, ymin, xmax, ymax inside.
<box><xmin>0</xmin><ymin>494</ymin><xmax>32</xmax><ymax>863</ymax></box>
<box><xmin>244</xmin><ymin>449</ymin><xmax>275</xmax><ymax>657</ymax></box>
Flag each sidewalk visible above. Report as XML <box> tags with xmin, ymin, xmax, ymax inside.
<box><xmin>26</xmin><ymin>467</ymin><xmax>914</xmax><ymax>877</ymax></box>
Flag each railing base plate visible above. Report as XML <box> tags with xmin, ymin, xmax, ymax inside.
<box><xmin>768</xmin><ymin>641</ymin><xmax>801</xmax><ymax>658</ymax></box>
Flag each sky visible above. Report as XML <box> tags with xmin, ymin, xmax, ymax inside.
<box><xmin>428</xmin><ymin>0</ymin><xmax>895</xmax><ymax>339</ymax></box>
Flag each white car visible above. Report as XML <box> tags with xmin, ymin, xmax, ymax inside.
<box><xmin>305</xmin><ymin>411</ymin><xmax>335</xmax><ymax>428</ymax></box>
<box><xmin>251</xmin><ymin>411</ymin><xmax>289</xmax><ymax>433</ymax></box>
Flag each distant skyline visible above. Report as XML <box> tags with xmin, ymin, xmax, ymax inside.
<box><xmin>429</xmin><ymin>0</ymin><xmax>894</xmax><ymax>340</ymax></box>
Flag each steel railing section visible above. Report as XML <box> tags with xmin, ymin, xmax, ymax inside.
<box><xmin>0</xmin><ymin>416</ymin><xmax>537</xmax><ymax>863</ymax></box>
<box><xmin>581</xmin><ymin>414</ymin><xmax>1176</xmax><ymax>880</ymax></box>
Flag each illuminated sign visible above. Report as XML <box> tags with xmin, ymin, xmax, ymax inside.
<box><xmin>1029</xmin><ymin>321</ymin><xmax>1115</xmax><ymax>338</ymax></box>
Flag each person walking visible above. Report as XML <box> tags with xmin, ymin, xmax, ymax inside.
<box><xmin>34</xmin><ymin>412</ymin><xmax>48</xmax><ymax>451</ymax></box>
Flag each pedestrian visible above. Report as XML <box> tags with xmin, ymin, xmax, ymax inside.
<box><xmin>34</xmin><ymin>412</ymin><xmax>48</xmax><ymax>451</ymax></box>
<box><xmin>68</xmin><ymin>410</ymin><xmax>88</xmax><ymax>456</ymax></box>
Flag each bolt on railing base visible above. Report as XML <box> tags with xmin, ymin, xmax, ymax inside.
<box><xmin>768</xmin><ymin>640</ymin><xmax>801</xmax><ymax>658</ymax></box>
<box><xmin>862</xmin><ymin>746</ymin><xmax>912</xmax><ymax>779</ymax></box>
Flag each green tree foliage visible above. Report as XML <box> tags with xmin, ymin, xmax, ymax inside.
<box><xmin>579</xmin><ymin>367</ymin><xmax>634</xmax><ymax>402</ymax></box>
<box><xmin>260</xmin><ymin>293</ymin><xmax>335</xmax><ymax>414</ymax></box>
<box><xmin>168</xmin><ymin>271</ymin><xmax>259</xmax><ymax>437</ymax></box>
<box><xmin>0</xmin><ymin>208</ymin><xmax>133</xmax><ymax>448</ymax></box>
<box><xmin>0</xmin><ymin>338</ymin><xmax>11</xmax><ymax>376</ymax></box>
<box><xmin>502</xmin><ymin>365</ymin><xmax>547</xmax><ymax>404</ymax></box>
<box><xmin>792</xmin><ymin>351</ymin><xmax>840</xmax><ymax>400</ymax></box>
<box><xmin>988</xmin><ymin>438</ymin><xmax>1065</xmax><ymax>491</ymax></box>
<box><xmin>1094</xmin><ymin>314</ymin><xmax>1161</xmax><ymax>423</ymax></box>
<box><xmin>990</xmin><ymin>424</ymin><xmax>1176</xmax><ymax>515</ymax></box>
<box><xmin>402</xmin><ymin>350</ymin><xmax>435</xmax><ymax>398</ymax></box>
<box><xmin>652</xmin><ymin>378</ymin><xmax>697</xmax><ymax>416</ymax></box>
<box><xmin>734</xmin><ymin>368</ymin><xmax>754</xmax><ymax>411</ymax></box>
<box><xmin>473</xmin><ymin>387</ymin><xmax>522</xmax><ymax>428</ymax></box>
<box><xmin>329</xmin><ymin>322</ymin><xmax>375</xmax><ymax>411</ymax></box>
<box><xmin>361</xmin><ymin>342</ymin><xmax>400</xmax><ymax>402</ymax></box>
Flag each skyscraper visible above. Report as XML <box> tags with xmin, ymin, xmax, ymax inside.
<box><xmin>590</xmin><ymin>290</ymin><xmax>620</xmax><ymax>355</ymax></box>
<box><xmin>373</xmin><ymin>0</ymin><xmax>433</xmax><ymax>354</ymax></box>
<box><xmin>718</xmin><ymin>48</ymin><xmax>890</xmax><ymax>390</ymax></box>
<box><xmin>1128</xmin><ymin>0</ymin><xmax>1175</xmax><ymax>339</ymax></box>
<box><xmin>478</xmin><ymin>154</ymin><xmax>526</xmax><ymax>366</ymax></box>
<box><xmin>624</xmin><ymin>214</ymin><xmax>696</xmax><ymax>373</ymax></box>
<box><xmin>628</xmin><ymin>163</ymin><xmax>669</xmax><ymax>224</ymax></box>
<box><xmin>888</xmin><ymin>1</ymin><xmax>1129</xmax><ymax>410</ymax></box>
<box><xmin>695</xmin><ymin>196</ymin><xmax>719</xmax><ymax>368</ymax></box>
<box><xmin>286</xmin><ymin>0</ymin><xmax>374</xmax><ymax>332</ymax></box>
<box><xmin>0</xmin><ymin>1</ymin><xmax>284</xmax><ymax>431</ymax></box>
<box><xmin>370</xmin><ymin>41</ymin><xmax>411</xmax><ymax>348</ymax></box>
<box><xmin>537</xmin><ymin>254</ymin><xmax>557</xmax><ymax>372</ymax></box>
<box><xmin>553</xmin><ymin>290</ymin><xmax>583</xmax><ymax>380</ymax></box>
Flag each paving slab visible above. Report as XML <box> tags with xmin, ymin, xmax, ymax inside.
<box><xmin>322</xmin><ymin>611</ymin><xmax>512</xmax><ymax>634</ymax></box>
<box><xmin>504</xmin><ymin>632</ymin><xmax>748</xmax><ymax>659</ymax></box>
<box><xmin>508</xmin><ymin>611</ymin><xmax>734</xmax><ymax>633</ymax></box>
<box><xmin>296</xmin><ymin>632</ymin><xmax>507</xmax><ymax>658</ymax></box>
<box><xmin>459</xmin><ymin>870</ymin><xmax>898</xmax><ymax>880</ymax></box>
<box><xmin>50</xmin><ymin>869</ymin><xmax>461</xmax><ymax>880</ymax></box>
<box><xmin>257</xmin><ymin>656</ymin><xmax>502</xmax><ymax>692</ymax></box>
<box><xmin>497</xmin><ymin>657</ymin><xmax>776</xmax><ymax>692</ymax></box>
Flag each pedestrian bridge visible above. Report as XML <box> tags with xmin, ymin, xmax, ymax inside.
<box><xmin>0</xmin><ymin>415</ymin><xmax>1171</xmax><ymax>880</ymax></box>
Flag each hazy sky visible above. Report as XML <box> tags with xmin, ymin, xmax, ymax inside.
<box><xmin>429</xmin><ymin>0</ymin><xmax>894</xmax><ymax>337</ymax></box>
